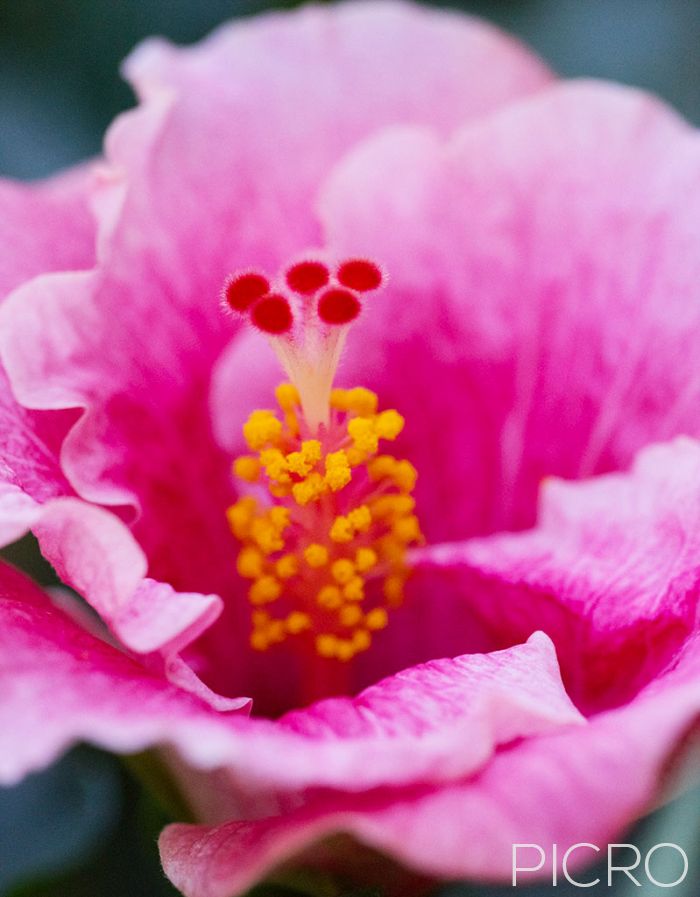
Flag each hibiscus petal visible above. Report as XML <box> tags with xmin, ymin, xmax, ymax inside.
<box><xmin>0</xmin><ymin>560</ymin><xmax>248</xmax><ymax>786</ymax></box>
<box><xmin>160</xmin><ymin>437</ymin><xmax>700</xmax><ymax>894</ymax></box>
<box><xmin>0</xmin><ymin>168</ymin><xmax>95</xmax><ymax>543</ymax></box>
<box><xmin>188</xmin><ymin>631</ymin><xmax>581</xmax><ymax>797</ymax></box>
<box><xmin>319</xmin><ymin>80</ymin><xmax>700</xmax><ymax>543</ymax></box>
<box><xmin>160</xmin><ymin>648</ymin><xmax>700</xmax><ymax>897</ymax></box>
<box><xmin>414</xmin><ymin>437</ymin><xmax>700</xmax><ymax>711</ymax></box>
<box><xmin>0</xmin><ymin>1</ymin><xmax>552</xmax><ymax>610</ymax></box>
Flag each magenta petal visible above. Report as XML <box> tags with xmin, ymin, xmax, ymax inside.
<box><xmin>413</xmin><ymin>437</ymin><xmax>700</xmax><ymax>710</ymax></box>
<box><xmin>320</xmin><ymin>80</ymin><xmax>700</xmax><ymax>541</ymax></box>
<box><xmin>193</xmin><ymin>632</ymin><xmax>581</xmax><ymax>794</ymax></box>
<box><xmin>0</xmin><ymin>1</ymin><xmax>552</xmax><ymax>602</ymax></box>
<box><xmin>0</xmin><ymin>561</ymin><xmax>250</xmax><ymax>785</ymax></box>
<box><xmin>0</xmin><ymin>168</ymin><xmax>96</xmax><ymax>545</ymax></box>
<box><xmin>159</xmin><ymin>652</ymin><xmax>700</xmax><ymax>896</ymax></box>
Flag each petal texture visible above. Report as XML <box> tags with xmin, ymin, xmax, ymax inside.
<box><xmin>183</xmin><ymin>632</ymin><xmax>581</xmax><ymax>798</ymax></box>
<box><xmin>314</xmin><ymin>80</ymin><xmax>700</xmax><ymax>543</ymax></box>
<box><xmin>0</xmin><ymin>561</ymin><xmax>247</xmax><ymax>786</ymax></box>
<box><xmin>0</xmin><ymin>1</ymin><xmax>552</xmax><ymax>609</ymax></box>
<box><xmin>0</xmin><ymin>168</ymin><xmax>95</xmax><ymax>543</ymax></box>
<box><xmin>159</xmin><ymin>438</ymin><xmax>700</xmax><ymax>895</ymax></box>
<box><xmin>414</xmin><ymin>437</ymin><xmax>700</xmax><ymax>711</ymax></box>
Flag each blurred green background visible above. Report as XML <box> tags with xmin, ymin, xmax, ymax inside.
<box><xmin>2</xmin><ymin>1</ymin><xmax>700</xmax><ymax>895</ymax></box>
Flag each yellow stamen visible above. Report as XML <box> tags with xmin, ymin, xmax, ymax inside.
<box><xmin>228</xmin><ymin>381</ymin><xmax>421</xmax><ymax>662</ymax></box>
<box><xmin>304</xmin><ymin>543</ymin><xmax>329</xmax><ymax>568</ymax></box>
<box><xmin>233</xmin><ymin>455</ymin><xmax>261</xmax><ymax>482</ymax></box>
<box><xmin>331</xmin><ymin>558</ymin><xmax>355</xmax><ymax>585</ymax></box>
<box><xmin>243</xmin><ymin>410</ymin><xmax>282</xmax><ymax>451</ymax></box>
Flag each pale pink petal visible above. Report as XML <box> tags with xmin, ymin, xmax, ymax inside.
<box><xmin>0</xmin><ymin>1</ymin><xmax>552</xmax><ymax>612</ymax></box>
<box><xmin>0</xmin><ymin>166</ymin><xmax>94</xmax><ymax>298</ymax></box>
<box><xmin>27</xmin><ymin>497</ymin><xmax>233</xmax><ymax>704</ymax></box>
<box><xmin>0</xmin><ymin>168</ymin><xmax>95</xmax><ymax>544</ymax></box>
<box><xmin>0</xmin><ymin>560</ymin><xmax>249</xmax><ymax>786</ymax></box>
<box><xmin>160</xmin><ymin>648</ymin><xmax>700</xmax><ymax>896</ymax></box>
<box><xmin>312</xmin><ymin>80</ymin><xmax>700</xmax><ymax>544</ymax></box>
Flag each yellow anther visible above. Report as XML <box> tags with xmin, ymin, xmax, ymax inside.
<box><xmin>249</xmin><ymin>575</ymin><xmax>281</xmax><ymax>605</ymax></box>
<box><xmin>352</xmin><ymin>629</ymin><xmax>372</xmax><ymax>652</ymax></box>
<box><xmin>275</xmin><ymin>383</ymin><xmax>300</xmax><ymax>412</ymax></box>
<box><xmin>375</xmin><ymin>409</ymin><xmax>405</xmax><ymax>440</ymax></box>
<box><xmin>250</xmin><ymin>630</ymin><xmax>269</xmax><ymax>651</ymax></box>
<box><xmin>316</xmin><ymin>634</ymin><xmax>338</xmax><ymax>658</ymax></box>
<box><xmin>226</xmin><ymin>497</ymin><xmax>257</xmax><ymax>538</ymax></box>
<box><xmin>267</xmin><ymin>619</ymin><xmax>286</xmax><ymax>644</ymax></box>
<box><xmin>383</xmin><ymin>574</ymin><xmax>405</xmax><ymax>605</ymax></box>
<box><xmin>371</xmin><ymin>494</ymin><xmax>416</xmax><ymax>520</ymax></box>
<box><xmin>286</xmin><ymin>611</ymin><xmax>310</xmax><ymax>634</ymax></box>
<box><xmin>286</xmin><ymin>439</ymin><xmax>322</xmax><ymax>476</ymax></box>
<box><xmin>347</xmin><ymin>417</ymin><xmax>379</xmax><ymax>454</ymax></box>
<box><xmin>243</xmin><ymin>410</ymin><xmax>283</xmax><ymax>451</ymax></box>
<box><xmin>292</xmin><ymin>472</ymin><xmax>325</xmax><ymax>505</ymax></box>
<box><xmin>237</xmin><ymin>546</ymin><xmax>265</xmax><ymax>579</ymax></box>
<box><xmin>301</xmin><ymin>440</ymin><xmax>322</xmax><ymax>463</ymax></box>
<box><xmin>275</xmin><ymin>554</ymin><xmax>299</xmax><ymax>579</ymax></box>
<box><xmin>252</xmin><ymin>610</ymin><xmax>270</xmax><ymax>628</ymax></box>
<box><xmin>339</xmin><ymin>604</ymin><xmax>363</xmax><ymax>627</ymax></box>
<box><xmin>260</xmin><ymin>448</ymin><xmax>290</xmax><ymax>483</ymax></box>
<box><xmin>284</xmin><ymin>411</ymin><xmax>300</xmax><ymax>438</ymax></box>
<box><xmin>392</xmin><ymin>515</ymin><xmax>422</xmax><ymax>543</ymax></box>
<box><xmin>393</xmin><ymin>460</ymin><xmax>418</xmax><ymax>492</ymax></box>
<box><xmin>376</xmin><ymin>536</ymin><xmax>407</xmax><ymax>564</ymax></box>
<box><xmin>250</xmin><ymin>517</ymin><xmax>284</xmax><ymax>554</ymax></box>
<box><xmin>365</xmin><ymin>607</ymin><xmax>389</xmax><ymax>630</ymax></box>
<box><xmin>367</xmin><ymin>455</ymin><xmax>397</xmax><ymax>481</ymax></box>
<box><xmin>233</xmin><ymin>455</ymin><xmax>261</xmax><ymax>482</ymax></box>
<box><xmin>330</xmin><ymin>516</ymin><xmax>354</xmax><ymax>543</ymax></box>
<box><xmin>232</xmin><ymin>381</ymin><xmax>420</xmax><ymax>661</ymax></box>
<box><xmin>331</xmin><ymin>558</ymin><xmax>356</xmax><ymax>585</ymax></box>
<box><xmin>325</xmin><ymin>468</ymin><xmax>352</xmax><ymax>491</ymax></box>
<box><xmin>324</xmin><ymin>450</ymin><xmax>352</xmax><ymax>492</ymax></box>
<box><xmin>346</xmin><ymin>387</ymin><xmax>378</xmax><ymax>417</ymax></box>
<box><xmin>317</xmin><ymin>585</ymin><xmax>343</xmax><ymax>609</ymax></box>
<box><xmin>347</xmin><ymin>504</ymin><xmax>371</xmax><ymax>533</ymax></box>
<box><xmin>304</xmin><ymin>543</ymin><xmax>329</xmax><ymax>568</ymax></box>
<box><xmin>343</xmin><ymin>576</ymin><xmax>365</xmax><ymax>602</ymax></box>
<box><xmin>268</xmin><ymin>506</ymin><xmax>291</xmax><ymax>531</ymax></box>
<box><xmin>355</xmin><ymin>547</ymin><xmax>378</xmax><ymax>572</ymax></box>
<box><xmin>330</xmin><ymin>388</ymin><xmax>350</xmax><ymax>411</ymax></box>
<box><xmin>336</xmin><ymin>639</ymin><xmax>356</xmax><ymax>662</ymax></box>
<box><xmin>346</xmin><ymin>446</ymin><xmax>368</xmax><ymax>467</ymax></box>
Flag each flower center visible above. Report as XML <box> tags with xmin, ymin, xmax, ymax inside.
<box><xmin>222</xmin><ymin>257</ymin><xmax>422</xmax><ymax>662</ymax></box>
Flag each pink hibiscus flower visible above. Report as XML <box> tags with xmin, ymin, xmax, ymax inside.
<box><xmin>2</xmin><ymin>2</ymin><xmax>700</xmax><ymax>894</ymax></box>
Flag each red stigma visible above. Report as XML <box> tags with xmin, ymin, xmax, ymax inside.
<box><xmin>337</xmin><ymin>259</ymin><xmax>382</xmax><ymax>292</ymax></box>
<box><xmin>251</xmin><ymin>294</ymin><xmax>294</xmax><ymax>334</ymax></box>
<box><xmin>286</xmin><ymin>260</ymin><xmax>330</xmax><ymax>295</ymax></box>
<box><xmin>317</xmin><ymin>288</ymin><xmax>361</xmax><ymax>326</ymax></box>
<box><xmin>224</xmin><ymin>272</ymin><xmax>270</xmax><ymax>312</ymax></box>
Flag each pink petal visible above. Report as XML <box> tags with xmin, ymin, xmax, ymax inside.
<box><xmin>0</xmin><ymin>2</ymin><xmax>552</xmax><ymax>611</ymax></box>
<box><xmin>160</xmin><ymin>649</ymin><xmax>700</xmax><ymax>896</ymax></box>
<box><xmin>0</xmin><ymin>168</ymin><xmax>96</xmax><ymax>543</ymax></box>
<box><xmin>180</xmin><ymin>632</ymin><xmax>581</xmax><ymax>798</ymax></box>
<box><xmin>27</xmin><ymin>497</ymin><xmax>235</xmax><ymax>705</ymax></box>
<box><xmin>160</xmin><ymin>436</ymin><xmax>700</xmax><ymax>893</ymax></box>
<box><xmin>414</xmin><ymin>437</ymin><xmax>700</xmax><ymax>711</ymax></box>
<box><xmin>0</xmin><ymin>166</ymin><xmax>94</xmax><ymax>298</ymax></box>
<box><xmin>0</xmin><ymin>560</ymin><xmax>249</xmax><ymax>786</ymax></box>
<box><xmin>316</xmin><ymin>80</ymin><xmax>700</xmax><ymax>544</ymax></box>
